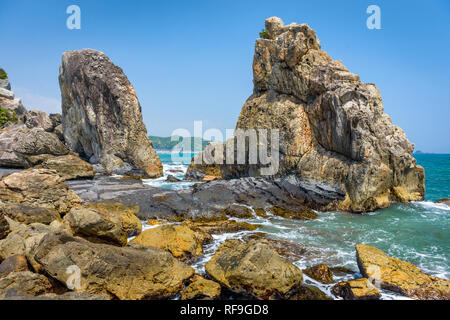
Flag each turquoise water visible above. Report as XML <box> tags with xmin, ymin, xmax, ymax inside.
<box><xmin>145</xmin><ymin>153</ymin><xmax>450</xmax><ymax>298</ymax></box>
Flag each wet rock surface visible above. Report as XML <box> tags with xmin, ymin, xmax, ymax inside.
<box><xmin>332</xmin><ymin>278</ymin><xmax>381</xmax><ymax>300</ymax></box>
<box><xmin>67</xmin><ymin>174</ymin><xmax>344</xmax><ymax>220</ymax></box>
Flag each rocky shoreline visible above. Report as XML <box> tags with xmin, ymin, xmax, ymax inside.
<box><xmin>0</xmin><ymin>17</ymin><xmax>448</xmax><ymax>300</ymax></box>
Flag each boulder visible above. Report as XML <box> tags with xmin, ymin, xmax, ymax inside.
<box><xmin>0</xmin><ymin>271</ymin><xmax>53</xmax><ymax>299</ymax></box>
<box><xmin>0</xmin><ymin>203</ymin><xmax>61</xmax><ymax>225</ymax></box>
<box><xmin>82</xmin><ymin>202</ymin><xmax>141</xmax><ymax>236</ymax></box>
<box><xmin>33</xmin><ymin>231</ymin><xmax>194</xmax><ymax>300</ymax></box>
<box><xmin>0</xmin><ymin>168</ymin><xmax>82</xmax><ymax>215</ymax></box>
<box><xmin>356</xmin><ymin>244</ymin><xmax>450</xmax><ymax>300</ymax></box>
<box><xmin>59</xmin><ymin>49</ymin><xmax>163</xmax><ymax>178</ymax></box>
<box><xmin>303</xmin><ymin>264</ymin><xmax>334</xmax><ymax>284</ymax></box>
<box><xmin>332</xmin><ymin>278</ymin><xmax>381</xmax><ymax>300</ymax></box>
<box><xmin>0</xmin><ymin>223</ymin><xmax>53</xmax><ymax>271</ymax></box>
<box><xmin>35</xmin><ymin>155</ymin><xmax>95</xmax><ymax>180</ymax></box>
<box><xmin>224</xmin><ymin>204</ymin><xmax>253</xmax><ymax>218</ymax></box>
<box><xmin>205</xmin><ymin>239</ymin><xmax>303</xmax><ymax>299</ymax></box>
<box><xmin>185</xmin><ymin>17</ymin><xmax>425</xmax><ymax>213</ymax></box>
<box><xmin>12</xmin><ymin>127</ymin><xmax>70</xmax><ymax>166</ymax></box>
<box><xmin>181</xmin><ymin>275</ymin><xmax>221</xmax><ymax>300</ymax></box>
<box><xmin>131</xmin><ymin>224</ymin><xmax>212</xmax><ymax>263</ymax></box>
<box><xmin>0</xmin><ymin>124</ymin><xmax>28</xmax><ymax>168</ymax></box>
<box><xmin>24</xmin><ymin>110</ymin><xmax>54</xmax><ymax>132</ymax></box>
<box><xmin>0</xmin><ymin>98</ymin><xmax>26</xmax><ymax>119</ymax></box>
<box><xmin>63</xmin><ymin>202</ymin><xmax>142</xmax><ymax>246</ymax></box>
<box><xmin>0</xmin><ymin>255</ymin><xmax>30</xmax><ymax>278</ymax></box>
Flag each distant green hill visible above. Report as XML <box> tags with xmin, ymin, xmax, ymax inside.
<box><xmin>149</xmin><ymin>136</ymin><xmax>211</xmax><ymax>152</ymax></box>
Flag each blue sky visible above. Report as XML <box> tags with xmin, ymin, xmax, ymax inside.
<box><xmin>0</xmin><ymin>0</ymin><xmax>449</xmax><ymax>152</ymax></box>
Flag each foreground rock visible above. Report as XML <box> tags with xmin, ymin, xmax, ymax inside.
<box><xmin>332</xmin><ymin>278</ymin><xmax>381</xmax><ymax>300</ymax></box>
<box><xmin>0</xmin><ymin>271</ymin><xmax>53</xmax><ymax>298</ymax></box>
<box><xmin>0</xmin><ymin>203</ymin><xmax>61</xmax><ymax>225</ymax></box>
<box><xmin>0</xmin><ymin>223</ymin><xmax>53</xmax><ymax>270</ymax></box>
<box><xmin>205</xmin><ymin>239</ymin><xmax>303</xmax><ymax>299</ymax></box>
<box><xmin>186</xmin><ymin>17</ymin><xmax>425</xmax><ymax>212</ymax></box>
<box><xmin>36</xmin><ymin>155</ymin><xmax>95</xmax><ymax>180</ymax></box>
<box><xmin>0</xmin><ymin>169</ymin><xmax>81</xmax><ymax>215</ymax></box>
<box><xmin>181</xmin><ymin>275</ymin><xmax>221</xmax><ymax>300</ymax></box>
<box><xmin>34</xmin><ymin>231</ymin><xmax>194</xmax><ymax>300</ymax></box>
<box><xmin>131</xmin><ymin>224</ymin><xmax>211</xmax><ymax>263</ymax></box>
<box><xmin>59</xmin><ymin>49</ymin><xmax>163</xmax><ymax>178</ymax></box>
<box><xmin>356</xmin><ymin>244</ymin><xmax>450</xmax><ymax>300</ymax></box>
<box><xmin>67</xmin><ymin>174</ymin><xmax>344</xmax><ymax>220</ymax></box>
<box><xmin>63</xmin><ymin>203</ymin><xmax>142</xmax><ymax>246</ymax></box>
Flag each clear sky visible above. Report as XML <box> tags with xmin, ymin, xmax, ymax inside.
<box><xmin>0</xmin><ymin>0</ymin><xmax>449</xmax><ymax>152</ymax></box>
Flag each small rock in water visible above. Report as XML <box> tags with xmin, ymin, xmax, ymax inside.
<box><xmin>303</xmin><ymin>264</ymin><xmax>334</xmax><ymax>284</ymax></box>
<box><xmin>436</xmin><ymin>198</ymin><xmax>450</xmax><ymax>206</ymax></box>
<box><xmin>166</xmin><ymin>174</ymin><xmax>181</xmax><ymax>182</ymax></box>
<box><xmin>332</xmin><ymin>278</ymin><xmax>381</xmax><ymax>300</ymax></box>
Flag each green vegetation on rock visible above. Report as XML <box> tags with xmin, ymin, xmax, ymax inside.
<box><xmin>259</xmin><ymin>29</ymin><xmax>269</xmax><ymax>39</ymax></box>
<box><xmin>0</xmin><ymin>104</ymin><xmax>18</xmax><ymax>127</ymax></box>
<box><xmin>149</xmin><ymin>135</ymin><xmax>211</xmax><ymax>152</ymax></box>
<box><xmin>0</xmin><ymin>68</ymin><xmax>7</xmax><ymax>80</ymax></box>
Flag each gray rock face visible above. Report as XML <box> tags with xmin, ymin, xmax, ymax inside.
<box><xmin>24</xmin><ymin>110</ymin><xmax>54</xmax><ymax>132</ymax></box>
<box><xmin>186</xmin><ymin>17</ymin><xmax>425</xmax><ymax>212</ymax></box>
<box><xmin>59</xmin><ymin>49</ymin><xmax>163</xmax><ymax>178</ymax></box>
<box><xmin>0</xmin><ymin>88</ymin><xmax>14</xmax><ymax>100</ymax></box>
<box><xmin>13</xmin><ymin>127</ymin><xmax>70</xmax><ymax>166</ymax></box>
<box><xmin>66</xmin><ymin>174</ymin><xmax>344</xmax><ymax>220</ymax></box>
<box><xmin>0</xmin><ymin>78</ymin><xmax>11</xmax><ymax>91</ymax></box>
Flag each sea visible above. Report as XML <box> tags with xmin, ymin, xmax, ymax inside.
<box><xmin>142</xmin><ymin>152</ymin><xmax>450</xmax><ymax>300</ymax></box>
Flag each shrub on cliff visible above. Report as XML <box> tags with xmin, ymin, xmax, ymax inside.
<box><xmin>0</xmin><ymin>68</ymin><xmax>7</xmax><ymax>80</ymax></box>
<box><xmin>259</xmin><ymin>29</ymin><xmax>269</xmax><ymax>39</ymax></box>
<box><xmin>0</xmin><ymin>104</ymin><xmax>18</xmax><ymax>127</ymax></box>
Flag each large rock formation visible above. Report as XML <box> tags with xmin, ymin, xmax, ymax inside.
<box><xmin>59</xmin><ymin>49</ymin><xmax>163</xmax><ymax>178</ymax></box>
<box><xmin>186</xmin><ymin>17</ymin><xmax>425</xmax><ymax>212</ymax></box>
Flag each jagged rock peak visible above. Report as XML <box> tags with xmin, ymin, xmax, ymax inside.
<box><xmin>186</xmin><ymin>17</ymin><xmax>425</xmax><ymax>212</ymax></box>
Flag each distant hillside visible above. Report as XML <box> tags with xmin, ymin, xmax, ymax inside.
<box><xmin>149</xmin><ymin>136</ymin><xmax>211</xmax><ymax>152</ymax></box>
